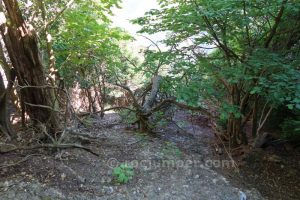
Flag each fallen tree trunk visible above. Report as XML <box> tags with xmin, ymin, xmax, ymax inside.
<box><xmin>79</xmin><ymin>73</ymin><xmax>213</xmax><ymax>133</ymax></box>
<box><xmin>111</xmin><ymin>75</ymin><xmax>213</xmax><ymax>132</ymax></box>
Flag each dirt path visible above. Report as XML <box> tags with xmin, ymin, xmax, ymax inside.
<box><xmin>0</xmin><ymin>112</ymin><xmax>264</xmax><ymax>200</ymax></box>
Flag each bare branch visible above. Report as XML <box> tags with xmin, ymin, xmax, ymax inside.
<box><xmin>39</xmin><ymin>0</ymin><xmax>75</xmax><ymax>32</ymax></box>
<box><xmin>24</xmin><ymin>102</ymin><xmax>63</xmax><ymax>114</ymax></box>
<box><xmin>0</xmin><ymin>143</ymin><xmax>99</xmax><ymax>156</ymax></box>
<box><xmin>139</xmin><ymin>35</ymin><xmax>164</xmax><ymax>75</ymax></box>
<box><xmin>257</xmin><ymin>105</ymin><xmax>274</xmax><ymax>135</ymax></box>
<box><xmin>78</xmin><ymin>106</ymin><xmax>136</xmax><ymax>117</ymax></box>
<box><xmin>114</xmin><ymin>83</ymin><xmax>141</xmax><ymax>109</ymax></box>
<box><xmin>145</xmin><ymin>99</ymin><xmax>215</xmax><ymax>120</ymax></box>
<box><xmin>139</xmin><ymin>35</ymin><xmax>162</xmax><ymax>54</ymax></box>
<box><xmin>264</xmin><ymin>0</ymin><xmax>288</xmax><ymax>48</ymax></box>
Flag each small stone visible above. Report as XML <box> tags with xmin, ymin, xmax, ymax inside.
<box><xmin>104</xmin><ymin>186</ymin><xmax>114</xmax><ymax>194</ymax></box>
<box><xmin>7</xmin><ymin>192</ymin><xmax>15</xmax><ymax>198</ymax></box>
<box><xmin>106</xmin><ymin>177</ymin><xmax>112</xmax><ymax>183</ymax></box>
<box><xmin>212</xmin><ymin>179</ymin><xmax>217</xmax><ymax>184</ymax></box>
<box><xmin>267</xmin><ymin>155</ymin><xmax>282</xmax><ymax>163</ymax></box>
<box><xmin>61</xmin><ymin>173</ymin><xmax>66</xmax><ymax>181</ymax></box>
<box><xmin>194</xmin><ymin>175</ymin><xmax>200</xmax><ymax>179</ymax></box>
<box><xmin>100</xmin><ymin>177</ymin><xmax>106</xmax><ymax>183</ymax></box>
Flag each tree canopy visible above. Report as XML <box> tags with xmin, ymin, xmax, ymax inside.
<box><xmin>133</xmin><ymin>0</ymin><xmax>300</xmax><ymax>144</ymax></box>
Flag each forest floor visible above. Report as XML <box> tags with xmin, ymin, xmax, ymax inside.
<box><xmin>0</xmin><ymin>110</ymin><xmax>298</xmax><ymax>200</ymax></box>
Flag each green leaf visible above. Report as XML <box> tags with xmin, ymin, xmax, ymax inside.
<box><xmin>287</xmin><ymin>104</ymin><xmax>294</xmax><ymax>110</ymax></box>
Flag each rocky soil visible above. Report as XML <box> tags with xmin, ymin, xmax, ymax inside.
<box><xmin>0</xmin><ymin>112</ymin><xmax>264</xmax><ymax>200</ymax></box>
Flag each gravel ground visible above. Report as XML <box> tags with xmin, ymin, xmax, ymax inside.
<box><xmin>0</xmin><ymin>112</ymin><xmax>264</xmax><ymax>200</ymax></box>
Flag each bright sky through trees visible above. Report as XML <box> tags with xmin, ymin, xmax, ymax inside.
<box><xmin>111</xmin><ymin>0</ymin><xmax>165</xmax><ymax>47</ymax></box>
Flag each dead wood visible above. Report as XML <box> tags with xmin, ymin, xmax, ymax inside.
<box><xmin>0</xmin><ymin>143</ymin><xmax>99</xmax><ymax>156</ymax></box>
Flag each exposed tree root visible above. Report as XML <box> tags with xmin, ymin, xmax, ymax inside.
<box><xmin>78</xmin><ymin>106</ymin><xmax>135</xmax><ymax>117</ymax></box>
<box><xmin>0</xmin><ymin>143</ymin><xmax>99</xmax><ymax>156</ymax></box>
<box><xmin>0</xmin><ymin>154</ymin><xmax>40</xmax><ymax>169</ymax></box>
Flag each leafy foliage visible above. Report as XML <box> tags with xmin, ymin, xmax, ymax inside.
<box><xmin>6</xmin><ymin>0</ymin><xmax>300</xmax><ymax>147</ymax></box>
<box><xmin>52</xmin><ymin>1</ymin><xmax>132</xmax><ymax>87</ymax></box>
<box><xmin>112</xmin><ymin>163</ymin><xmax>134</xmax><ymax>184</ymax></box>
<box><xmin>133</xmin><ymin>0</ymin><xmax>300</xmax><ymax>144</ymax></box>
<box><xmin>281</xmin><ymin>118</ymin><xmax>300</xmax><ymax>144</ymax></box>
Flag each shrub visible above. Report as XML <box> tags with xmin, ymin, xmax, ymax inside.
<box><xmin>112</xmin><ymin>163</ymin><xmax>134</xmax><ymax>184</ymax></box>
<box><xmin>281</xmin><ymin>118</ymin><xmax>300</xmax><ymax>144</ymax></box>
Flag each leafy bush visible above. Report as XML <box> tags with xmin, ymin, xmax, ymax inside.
<box><xmin>112</xmin><ymin>163</ymin><xmax>134</xmax><ymax>184</ymax></box>
<box><xmin>132</xmin><ymin>0</ymin><xmax>300</xmax><ymax>145</ymax></box>
<box><xmin>217</xmin><ymin>117</ymin><xmax>227</xmax><ymax>131</ymax></box>
<box><xmin>281</xmin><ymin>118</ymin><xmax>300</xmax><ymax>144</ymax></box>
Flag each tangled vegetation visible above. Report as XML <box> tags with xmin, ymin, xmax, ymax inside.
<box><xmin>0</xmin><ymin>0</ymin><xmax>299</xmax><ymax>198</ymax></box>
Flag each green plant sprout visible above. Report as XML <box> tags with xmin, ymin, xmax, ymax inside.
<box><xmin>112</xmin><ymin>163</ymin><xmax>134</xmax><ymax>184</ymax></box>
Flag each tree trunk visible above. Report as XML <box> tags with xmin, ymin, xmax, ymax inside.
<box><xmin>0</xmin><ymin>44</ymin><xmax>18</xmax><ymax>108</ymax></box>
<box><xmin>86</xmin><ymin>88</ymin><xmax>96</xmax><ymax>113</ymax></box>
<box><xmin>252</xmin><ymin>96</ymin><xmax>258</xmax><ymax>138</ymax></box>
<box><xmin>142</xmin><ymin>75</ymin><xmax>162</xmax><ymax>112</ymax></box>
<box><xmin>0</xmin><ymin>72</ymin><xmax>14</xmax><ymax>139</ymax></box>
<box><xmin>0</xmin><ymin>0</ymin><xmax>60</xmax><ymax>133</ymax></box>
<box><xmin>227</xmin><ymin>84</ymin><xmax>248</xmax><ymax>146</ymax></box>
